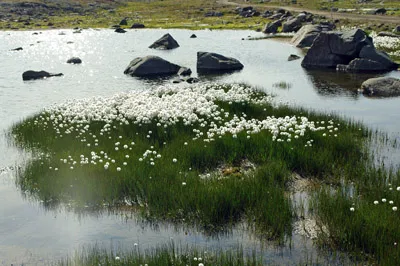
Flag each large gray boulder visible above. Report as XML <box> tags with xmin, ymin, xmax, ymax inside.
<box><xmin>262</xmin><ymin>20</ymin><xmax>281</xmax><ymax>34</ymax></box>
<box><xmin>361</xmin><ymin>77</ymin><xmax>400</xmax><ymax>97</ymax></box>
<box><xmin>22</xmin><ymin>70</ymin><xmax>63</xmax><ymax>80</ymax></box>
<box><xmin>197</xmin><ymin>52</ymin><xmax>243</xmax><ymax>73</ymax></box>
<box><xmin>345</xmin><ymin>58</ymin><xmax>387</xmax><ymax>72</ymax></box>
<box><xmin>282</xmin><ymin>17</ymin><xmax>302</xmax><ymax>33</ymax></box>
<box><xmin>149</xmin><ymin>33</ymin><xmax>179</xmax><ymax>50</ymax></box>
<box><xmin>124</xmin><ymin>56</ymin><xmax>182</xmax><ymax>77</ymax></box>
<box><xmin>291</xmin><ymin>25</ymin><xmax>322</xmax><ymax>48</ymax></box>
<box><xmin>359</xmin><ymin>45</ymin><xmax>398</xmax><ymax>70</ymax></box>
<box><xmin>301</xmin><ymin>29</ymin><xmax>374</xmax><ymax>69</ymax></box>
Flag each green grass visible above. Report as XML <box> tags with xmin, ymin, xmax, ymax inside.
<box><xmin>59</xmin><ymin>242</ymin><xmax>261</xmax><ymax>266</ymax></box>
<box><xmin>10</xmin><ymin>84</ymin><xmax>369</xmax><ymax>240</ymax></box>
<box><xmin>11</xmin><ymin>83</ymin><xmax>400</xmax><ymax>264</ymax></box>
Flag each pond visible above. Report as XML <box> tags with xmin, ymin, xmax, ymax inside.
<box><xmin>1</xmin><ymin>28</ymin><xmax>399</xmax><ymax>265</ymax></box>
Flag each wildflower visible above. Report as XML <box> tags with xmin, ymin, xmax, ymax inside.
<box><xmin>173</xmin><ymin>158</ymin><xmax>177</xmax><ymax>163</ymax></box>
<box><xmin>115</xmin><ymin>256</ymin><xmax>120</xmax><ymax>260</ymax></box>
<box><xmin>393</xmin><ymin>207</ymin><xmax>398</xmax><ymax>211</ymax></box>
<box><xmin>350</xmin><ymin>207</ymin><xmax>355</xmax><ymax>212</ymax></box>
<box><xmin>117</xmin><ymin>167</ymin><xmax>121</xmax><ymax>171</ymax></box>
<box><xmin>374</xmin><ymin>201</ymin><xmax>379</xmax><ymax>205</ymax></box>
<box><xmin>198</xmin><ymin>264</ymin><xmax>204</xmax><ymax>266</ymax></box>
<box><xmin>382</xmin><ymin>198</ymin><xmax>387</xmax><ymax>203</ymax></box>
<box><xmin>182</xmin><ymin>182</ymin><xmax>186</xmax><ymax>186</ymax></box>
<box><xmin>390</xmin><ymin>201</ymin><xmax>394</xmax><ymax>205</ymax></box>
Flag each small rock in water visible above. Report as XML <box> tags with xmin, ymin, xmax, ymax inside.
<box><xmin>67</xmin><ymin>57</ymin><xmax>82</xmax><ymax>64</ymax></box>
<box><xmin>190</xmin><ymin>34</ymin><xmax>197</xmax><ymax>38</ymax></box>
<box><xmin>115</xmin><ymin>28</ymin><xmax>127</xmax><ymax>33</ymax></box>
<box><xmin>288</xmin><ymin>54</ymin><xmax>301</xmax><ymax>61</ymax></box>
<box><xmin>11</xmin><ymin>47</ymin><xmax>23</xmax><ymax>51</ymax></box>
<box><xmin>22</xmin><ymin>70</ymin><xmax>63</xmax><ymax>81</ymax></box>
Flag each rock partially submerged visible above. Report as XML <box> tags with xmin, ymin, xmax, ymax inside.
<box><xmin>22</xmin><ymin>70</ymin><xmax>63</xmax><ymax>81</ymax></box>
<box><xmin>361</xmin><ymin>77</ymin><xmax>400</xmax><ymax>97</ymax></box>
<box><xmin>67</xmin><ymin>57</ymin><xmax>82</xmax><ymax>64</ymax></box>
<box><xmin>197</xmin><ymin>52</ymin><xmax>243</xmax><ymax>74</ymax></box>
<box><xmin>149</xmin><ymin>33</ymin><xmax>179</xmax><ymax>50</ymax></box>
<box><xmin>301</xmin><ymin>28</ymin><xmax>398</xmax><ymax>72</ymax></box>
<box><xmin>115</xmin><ymin>28</ymin><xmax>126</xmax><ymax>33</ymax></box>
<box><xmin>288</xmin><ymin>54</ymin><xmax>301</xmax><ymax>61</ymax></box>
<box><xmin>124</xmin><ymin>56</ymin><xmax>183</xmax><ymax>77</ymax></box>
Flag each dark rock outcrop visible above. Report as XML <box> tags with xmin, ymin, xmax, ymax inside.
<box><xmin>282</xmin><ymin>17</ymin><xmax>302</xmax><ymax>33</ymax></box>
<box><xmin>124</xmin><ymin>56</ymin><xmax>182</xmax><ymax>77</ymax></box>
<box><xmin>119</xmin><ymin>18</ymin><xmax>127</xmax><ymax>26</ymax></box>
<box><xmin>190</xmin><ymin>34</ymin><xmax>197</xmax><ymax>38</ymax></box>
<box><xmin>149</xmin><ymin>33</ymin><xmax>179</xmax><ymax>50</ymax></box>
<box><xmin>262</xmin><ymin>20</ymin><xmax>281</xmax><ymax>34</ymax></box>
<box><xmin>131</xmin><ymin>23</ymin><xmax>145</xmax><ymax>29</ymax></box>
<box><xmin>67</xmin><ymin>57</ymin><xmax>82</xmax><ymax>64</ymax></box>
<box><xmin>115</xmin><ymin>28</ymin><xmax>126</xmax><ymax>33</ymax></box>
<box><xmin>361</xmin><ymin>77</ymin><xmax>400</xmax><ymax>97</ymax></box>
<box><xmin>301</xmin><ymin>28</ymin><xmax>397</xmax><ymax>72</ymax></box>
<box><xmin>22</xmin><ymin>70</ymin><xmax>63</xmax><ymax>80</ymax></box>
<box><xmin>11</xmin><ymin>47</ymin><xmax>23</xmax><ymax>51</ymax></box>
<box><xmin>197</xmin><ymin>52</ymin><xmax>243</xmax><ymax>73</ymax></box>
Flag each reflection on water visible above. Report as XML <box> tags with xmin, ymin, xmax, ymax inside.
<box><xmin>0</xmin><ymin>28</ymin><xmax>399</xmax><ymax>265</ymax></box>
<box><xmin>305</xmin><ymin>69</ymin><xmax>380</xmax><ymax>98</ymax></box>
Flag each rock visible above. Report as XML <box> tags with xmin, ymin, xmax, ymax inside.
<box><xmin>11</xmin><ymin>47</ymin><xmax>23</xmax><ymax>51</ymax></box>
<box><xmin>190</xmin><ymin>34</ymin><xmax>197</xmax><ymax>38</ymax></box>
<box><xmin>67</xmin><ymin>57</ymin><xmax>82</xmax><ymax>64</ymax></box>
<box><xmin>204</xmin><ymin>11</ymin><xmax>223</xmax><ymax>17</ymax></box>
<box><xmin>262</xmin><ymin>20</ymin><xmax>281</xmax><ymax>34</ymax></box>
<box><xmin>394</xmin><ymin>25</ymin><xmax>400</xmax><ymax>33</ymax></box>
<box><xmin>291</xmin><ymin>25</ymin><xmax>322</xmax><ymax>48</ymax></box>
<box><xmin>301</xmin><ymin>29</ymin><xmax>373</xmax><ymax>69</ymax></box>
<box><xmin>149</xmin><ymin>33</ymin><xmax>179</xmax><ymax>50</ymax></box>
<box><xmin>115</xmin><ymin>28</ymin><xmax>126</xmax><ymax>33</ymax></box>
<box><xmin>361</xmin><ymin>77</ymin><xmax>400</xmax><ymax>97</ymax></box>
<box><xmin>197</xmin><ymin>52</ymin><xmax>243</xmax><ymax>73</ymax></box>
<box><xmin>131</xmin><ymin>23</ymin><xmax>145</xmax><ymax>29</ymax></box>
<box><xmin>119</xmin><ymin>18</ymin><xmax>127</xmax><ymax>26</ymax></box>
<box><xmin>374</xmin><ymin>8</ymin><xmax>386</xmax><ymax>15</ymax></box>
<box><xmin>178</xmin><ymin>67</ymin><xmax>192</xmax><ymax>76</ymax></box>
<box><xmin>359</xmin><ymin>45</ymin><xmax>398</xmax><ymax>70</ymax></box>
<box><xmin>288</xmin><ymin>54</ymin><xmax>301</xmax><ymax>61</ymax></box>
<box><xmin>345</xmin><ymin>58</ymin><xmax>387</xmax><ymax>72</ymax></box>
<box><xmin>185</xmin><ymin>77</ymin><xmax>199</xmax><ymax>84</ymax></box>
<box><xmin>377</xmin><ymin>31</ymin><xmax>400</xmax><ymax>38</ymax></box>
<box><xmin>282</xmin><ymin>17</ymin><xmax>302</xmax><ymax>33</ymax></box>
<box><xmin>22</xmin><ymin>70</ymin><xmax>63</xmax><ymax>81</ymax></box>
<box><xmin>124</xmin><ymin>56</ymin><xmax>182</xmax><ymax>77</ymax></box>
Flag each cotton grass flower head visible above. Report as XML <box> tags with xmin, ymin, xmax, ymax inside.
<box><xmin>350</xmin><ymin>207</ymin><xmax>355</xmax><ymax>212</ymax></box>
<box><xmin>374</xmin><ymin>200</ymin><xmax>379</xmax><ymax>205</ymax></box>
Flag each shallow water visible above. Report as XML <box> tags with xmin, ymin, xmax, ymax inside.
<box><xmin>1</xmin><ymin>28</ymin><xmax>399</xmax><ymax>265</ymax></box>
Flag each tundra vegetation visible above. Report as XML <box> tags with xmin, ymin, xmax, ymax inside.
<box><xmin>11</xmin><ymin>83</ymin><xmax>400</xmax><ymax>265</ymax></box>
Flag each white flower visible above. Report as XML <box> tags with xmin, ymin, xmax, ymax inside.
<box><xmin>374</xmin><ymin>201</ymin><xmax>379</xmax><ymax>205</ymax></box>
<box><xmin>382</xmin><ymin>198</ymin><xmax>387</xmax><ymax>203</ymax></box>
<box><xmin>115</xmin><ymin>256</ymin><xmax>120</xmax><ymax>260</ymax></box>
<box><xmin>173</xmin><ymin>158</ymin><xmax>177</xmax><ymax>163</ymax></box>
<box><xmin>389</xmin><ymin>201</ymin><xmax>394</xmax><ymax>205</ymax></box>
<box><xmin>393</xmin><ymin>207</ymin><xmax>398</xmax><ymax>211</ymax></box>
<box><xmin>182</xmin><ymin>182</ymin><xmax>186</xmax><ymax>186</ymax></box>
<box><xmin>350</xmin><ymin>207</ymin><xmax>355</xmax><ymax>212</ymax></box>
<box><xmin>117</xmin><ymin>167</ymin><xmax>121</xmax><ymax>171</ymax></box>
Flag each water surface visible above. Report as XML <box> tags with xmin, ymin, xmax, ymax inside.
<box><xmin>1</xmin><ymin>28</ymin><xmax>399</xmax><ymax>265</ymax></box>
